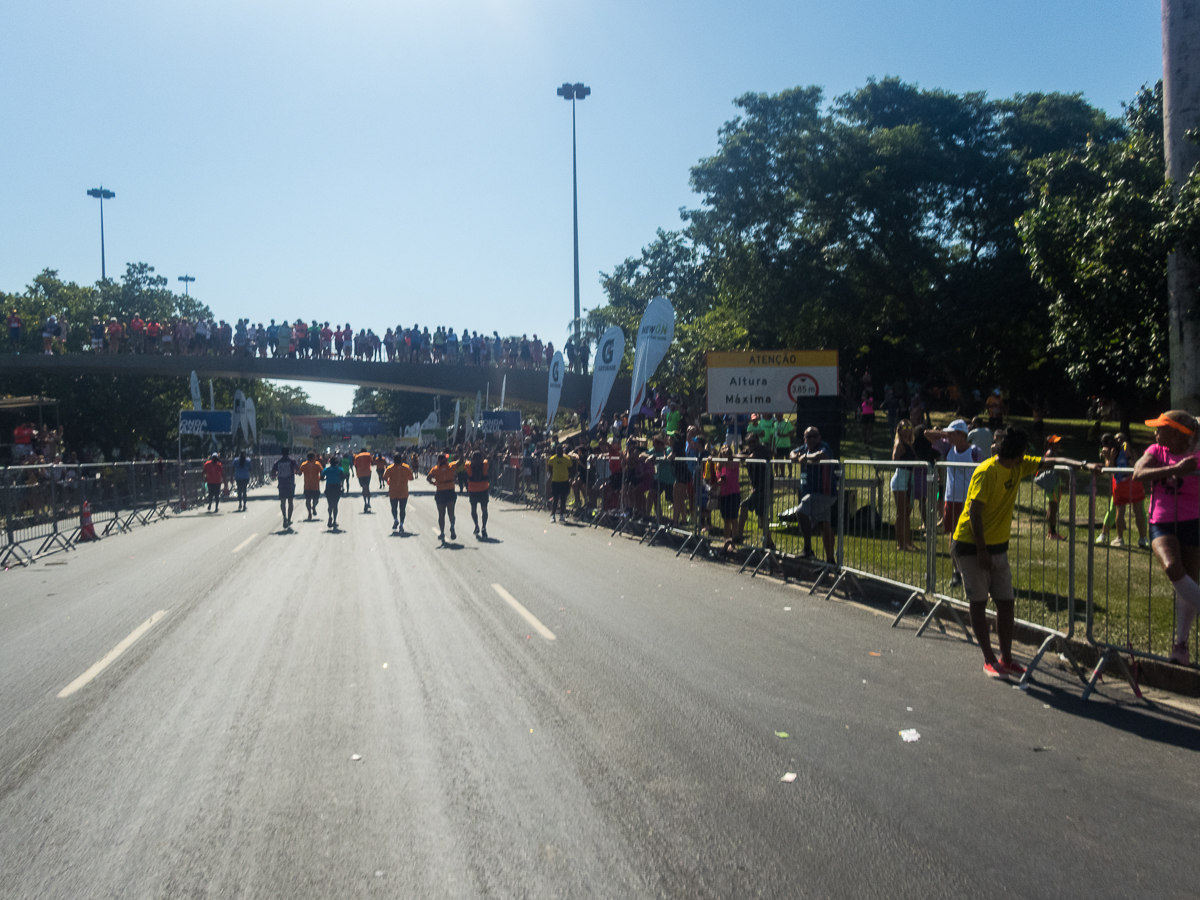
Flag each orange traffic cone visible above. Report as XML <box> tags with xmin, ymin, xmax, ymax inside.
<box><xmin>78</xmin><ymin>501</ymin><xmax>99</xmax><ymax>542</ymax></box>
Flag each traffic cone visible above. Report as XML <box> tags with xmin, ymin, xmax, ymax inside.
<box><xmin>78</xmin><ymin>501</ymin><xmax>99</xmax><ymax>542</ymax></box>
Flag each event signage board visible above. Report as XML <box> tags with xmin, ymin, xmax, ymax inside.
<box><xmin>590</xmin><ymin>325</ymin><xmax>624</xmax><ymax>428</ymax></box>
<box><xmin>546</xmin><ymin>351</ymin><xmax>565</xmax><ymax>428</ymax></box>
<box><xmin>705</xmin><ymin>350</ymin><xmax>839</xmax><ymax>414</ymax></box>
<box><xmin>318</xmin><ymin>416</ymin><xmax>383</xmax><ymax>436</ymax></box>
<box><xmin>179</xmin><ymin>410</ymin><xmax>233</xmax><ymax>436</ymax></box>
<box><xmin>628</xmin><ymin>296</ymin><xmax>675</xmax><ymax>413</ymax></box>
<box><xmin>480</xmin><ymin>410</ymin><xmax>522</xmax><ymax>434</ymax></box>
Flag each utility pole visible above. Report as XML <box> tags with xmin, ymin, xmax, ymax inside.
<box><xmin>1164</xmin><ymin>0</ymin><xmax>1200</xmax><ymax>413</ymax></box>
<box><xmin>86</xmin><ymin>187</ymin><xmax>116</xmax><ymax>281</ymax></box>
<box><xmin>557</xmin><ymin>81</ymin><xmax>590</xmax><ymax>374</ymax></box>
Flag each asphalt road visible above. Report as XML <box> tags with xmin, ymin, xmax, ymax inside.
<box><xmin>2</xmin><ymin>484</ymin><xmax>1199</xmax><ymax>899</ymax></box>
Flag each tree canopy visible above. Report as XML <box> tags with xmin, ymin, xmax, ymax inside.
<box><xmin>592</xmin><ymin>77</ymin><xmax>1144</xmax><ymax>412</ymax></box>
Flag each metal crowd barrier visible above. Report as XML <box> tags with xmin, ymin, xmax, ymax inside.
<box><xmin>601</xmin><ymin>445</ymin><xmax>1198</xmax><ymax>702</ymax></box>
<box><xmin>1</xmin><ymin>457</ymin><xmax>273</xmax><ymax>567</ymax></box>
<box><xmin>1084</xmin><ymin>468</ymin><xmax>1199</xmax><ymax>699</ymax></box>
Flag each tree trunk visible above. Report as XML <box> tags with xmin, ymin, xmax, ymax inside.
<box><xmin>1164</xmin><ymin>0</ymin><xmax>1200</xmax><ymax>413</ymax></box>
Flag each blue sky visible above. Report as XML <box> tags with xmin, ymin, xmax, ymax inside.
<box><xmin>1</xmin><ymin>1</ymin><xmax>1162</xmax><ymax>413</ymax></box>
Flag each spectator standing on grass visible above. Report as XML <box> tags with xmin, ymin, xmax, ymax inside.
<box><xmin>967</xmin><ymin>416</ymin><xmax>991</xmax><ymax>454</ymax></box>
<box><xmin>789</xmin><ymin>426</ymin><xmax>836</xmax><ymax>563</ymax></box>
<box><xmin>952</xmin><ymin>427</ymin><xmax>1099</xmax><ymax>679</ymax></box>
<box><xmin>986</xmin><ymin>389</ymin><xmax>1004</xmax><ymax>429</ymax></box>
<box><xmin>911</xmin><ymin>425</ymin><xmax>939</xmax><ymax>533</ymax></box>
<box><xmin>734</xmin><ymin>432</ymin><xmax>776</xmax><ymax>552</ymax></box>
<box><xmin>925</xmin><ymin>419</ymin><xmax>984</xmax><ymax>587</ymax></box>
<box><xmin>1098</xmin><ymin>432</ymin><xmax>1149</xmax><ymax>549</ymax></box>
<box><xmin>1039</xmin><ymin>435</ymin><xmax>1067</xmax><ymax>540</ymax></box>
<box><xmin>860</xmin><ymin>392</ymin><xmax>875</xmax><ymax>446</ymax></box>
<box><xmin>710</xmin><ymin>445</ymin><xmax>741</xmax><ymax>553</ymax></box>
<box><xmin>1133</xmin><ymin>411</ymin><xmax>1200</xmax><ymax>666</ymax></box>
<box><xmin>891</xmin><ymin>420</ymin><xmax>918</xmax><ymax>552</ymax></box>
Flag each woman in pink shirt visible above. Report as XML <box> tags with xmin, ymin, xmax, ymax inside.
<box><xmin>1134</xmin><ymin>410</ymin><xmax>1200</xmax><ymax>665</ymax></box>
<box><xmin>709</xmin><ymin>445</ymin><xmax>741</xmax><ymax>553</ymax></box>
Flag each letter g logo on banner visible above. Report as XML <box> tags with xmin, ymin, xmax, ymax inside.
<box><xmin>602</xmin><ymin>339</ymin><xmax>614</xmax><ymax>365</ymax></box>
<box><xmin>552</xmin><ymin>360</ymin><xmax>561</xmax><ymax>382</ymax></box>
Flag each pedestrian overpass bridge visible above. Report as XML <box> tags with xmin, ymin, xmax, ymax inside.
<box><xmin>0</xmin><ymin>354</ymin><xmax>627</xmax><ymax>412</ymax></box>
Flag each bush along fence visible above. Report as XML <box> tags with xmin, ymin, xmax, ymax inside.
<box><xmin>521</xmin><ymin>451</ymin><xmax>1194</xmax><ymax>703</ymax></box>
<box><xmin>0</xmin><ymin>457</ymin><xmax>270</xmax><ymax>568</ymax></box>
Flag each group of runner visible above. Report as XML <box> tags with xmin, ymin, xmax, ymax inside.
<box><xmin>265</xmin><ymin>446</ymin><xmax>493</xmax><ymax>541</ymax></box>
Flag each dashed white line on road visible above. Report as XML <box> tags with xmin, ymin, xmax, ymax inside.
<box><xmin>57</xmin><ymin>610</ymin><xmax>169</xmax><ymax>698</ymax></box>
<box><xmin>232</xmin><ymin>534</ymin><xmax>258</xmax><ymax>554</ymax></box>
<box><xmin>491</xmin><ymin>584</ymin><xmax>557</xmax><ymax>641</ymax></box>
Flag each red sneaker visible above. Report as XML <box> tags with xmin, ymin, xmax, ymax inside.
<box><xmin>983</xmin><ymin>661</ymin><xmax>1008</xmax><ymax>679</ymax></box>
<box><xmin>1001</xmin><ymin>659</ymin><xmax>1026</xmax><ymax>677</ymax></box>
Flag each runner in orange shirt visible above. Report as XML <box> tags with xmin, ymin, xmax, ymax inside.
<box><xmin>298</xmin><ymin>451</ymin><xmax>323</xmax><ymax>521</ymax></box>
<box><xmin>426</xmin><ymin>452</ymin><xmax>463</xmax><ymax>542</ymax></box>
<box><xmin>465</xmin><ymin>449</ymin><xmax>491</xmax><ymax>539</ymax></box>
<box><xmin>353</xmin><ymin>448</ymin><xmax>375</xmax><ymax>512</ymax></box>
<box><xmin>384</xmin><ymin>451</ymin><xmax>417</xmax><ymax>532</ymax></box>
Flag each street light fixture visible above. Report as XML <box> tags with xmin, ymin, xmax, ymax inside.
<box><xmin>178</xmin><ymin>274</ymin><xmax>196</xmax><ymax>296</ymax></box>
<box><xmin>557</xmin><ymin>81</ymin><xmax>590</xmax><ymax>373</ymax></box>
<box><xmin>86</xmin><ymin>187</ymin><xmax>116</xmax><ymax>281</ymax></box>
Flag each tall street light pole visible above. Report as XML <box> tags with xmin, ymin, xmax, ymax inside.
<box><xmin>178</xmin><ymin>274</ymin><xmax>196</xmax><ymax>296</ymax></box>
<box><xmin>86</xmin><ymin>187</ymin><xmax>116</xmax><ymax>281</ymax></box>
<box><xmin>557</xmin><ymin>81</ymin><xmax>590</xmax><ymax>373</ymax></box>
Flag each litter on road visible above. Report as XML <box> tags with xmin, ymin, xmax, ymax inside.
<box><xmin>781</xmin><ymin>772</ymin><xmax>797</xmax><ymax>783</ymax></box>
<box><xmin>775</xmin><ymin>731</ymin><xmax>789</xmax><ymax>738</ymax></box>
<box><xmin>350</xmin><ymin>754</ymin><xmax>362</xmax><ymax>761</ymax></box>
<box><xmin>899</xmin><ymin>729</ymin><xmax>920</xmax><ymax>743</ymax></box>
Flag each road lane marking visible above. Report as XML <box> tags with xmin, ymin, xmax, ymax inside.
<box><xmin>232</xmin><ymin>533</ymin><xmax>258</xmax><ymax>553</ymax></box>
<box><xmin>58</xmin><ymin>610</ymin><xmax>169</xmax><ymax>698</ymax></box>
<box><xmin>491</xmin><ymin>584</ymin><xmax>556</xmax><ymax>641</ymax></box>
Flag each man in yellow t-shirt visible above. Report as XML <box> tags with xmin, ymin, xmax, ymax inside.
<box><xmin>547</xmin><ymin>444</ymin><xmax>572</xmax><ymax>523</ymax></box>
<box><xmin>299</xmin><ymin>451</ymin><xmax>324</xmax><ymax>521</ymax></box>
<box><xmin>353</xmin><ymin>449</ymin><xmax>375</xmax><ymax>512</ymax></box>
<box><xmin>384</xmin><ymin>453</ymin><xmax>416</xmax><ymax>532</ymax></box>
<box><xmin>951</xmin><ymin>428</ymin><xmax>1098</xmax><ymax>680</ymax></box>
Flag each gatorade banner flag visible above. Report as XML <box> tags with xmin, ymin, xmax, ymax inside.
<box><xmin>546</xmin><ymin>351</ymin><xmax>565</xmax><ymax>429</ymax></box>
<box><xmin>628</xmin><ymin>296</ymin><xmax>675</xmax><ymax>414</ymax></box>
<box><xmin>590</xmin><ymin>326</ymin><xmax>624</xmax><ymax>428</ymax></box>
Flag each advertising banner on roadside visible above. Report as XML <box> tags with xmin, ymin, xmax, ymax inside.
<box><xmin>590</xmin><ymin>325</ymin><xmax>624</xmax><ymax>428</ymax></box>
<box><xmin>480</xmin><ymin>411</ymin><xmax>522</xmax><ymax>434</ymax></box>
<box><xmin>318</xmin><ymin>416</ymin><xmax>383</xmax><ymax>436</ymax></box>
<box><xmin>179</xmin><ymin>410</ymin><xmax>232</xmax><ymax>436</ymax></box>
<box><xmin>705</xmin><ymin>350</ymin><xmax>839</xmax><ymax>414</ymax></box>
<box><xmin>628</xmin><ymin>296</ymin><xmax>674</xmax><ymax>414</ymax></box>
<box><xmin>546</xmin><ymin>351</ymin><xmax>565</xmax><ymax>428</ymax></box>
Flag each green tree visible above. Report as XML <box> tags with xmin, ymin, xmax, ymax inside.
<box><xmin>1017</xmin><ymin>83</ymin><xmax>1172</xmax><ymax>422</ymax></box>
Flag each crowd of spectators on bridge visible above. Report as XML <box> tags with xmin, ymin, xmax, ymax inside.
<box><xmin>7</xmin><ymin>309</ymin><xmax>590</xmax><ymax>371</ymax></box>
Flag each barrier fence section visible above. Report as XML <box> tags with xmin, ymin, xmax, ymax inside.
<box><xmin>592</xmin><ymin>447</ymin><xmax>1191</xmax><ymax>701</ymax></box>
<box><xmin>1085</xmin><ymin>468</ymin><xmax>1199</xmax><ymax>697</ymax></box>
<box><xmin>1</xmin><ymin>457</ymin><xmax>273</xmax><ymax>567</ymax></box>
